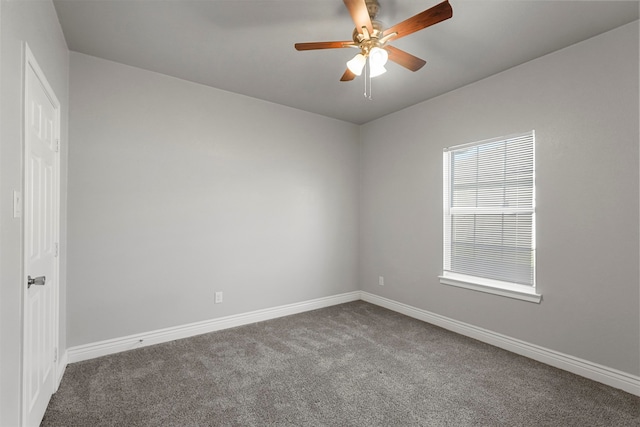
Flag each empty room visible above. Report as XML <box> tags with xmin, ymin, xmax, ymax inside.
<box><xmin>1</xmin><ymin>0</ymin><xmax>639</xmax><ymax>425</ymax></box>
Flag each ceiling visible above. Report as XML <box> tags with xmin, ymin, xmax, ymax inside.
<box><xmin>53</xmin><ymin>0</ymin><xmax>639</xmax><ymax>124</ymax></box>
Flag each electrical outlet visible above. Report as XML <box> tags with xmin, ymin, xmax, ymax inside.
<box><xmin>378</xmin><ymin>276</ymin><xmax>384</xmax><ymax>286</ymax></box>
<box><xmin>215</xmin><ymin>291</ymin><xmax>223</xmax><ymax>304</ymax></box>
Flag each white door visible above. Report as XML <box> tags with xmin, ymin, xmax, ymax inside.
<box><xmin>23</xmin><ymin>45</ymin><xmax>60</xmax><ymax>427</ymax></box>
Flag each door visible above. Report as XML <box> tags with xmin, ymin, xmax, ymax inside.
<box><xmin>22</xmin><ymin>45</ymin><xmax>60</xmax><ymax>427</ymax></box>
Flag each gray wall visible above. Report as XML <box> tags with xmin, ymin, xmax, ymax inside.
<box><xmin>360</xmin><ymin>21</ymin><xmax>639</xmax><ymax>375</ymax></box>
<box><xmin>3</xmin><ymin>10</ymin><xmax>636</xmax><ymax>425</ymax></box>
<box><xmin>67</xmin><ymin>53</ymin><xmax>360</xmax><ymax>346</ymax></box>
<box><xmin>0</xmin><ymin>0</ymin><xmax>69</xmax><ymax>425</ymax></box>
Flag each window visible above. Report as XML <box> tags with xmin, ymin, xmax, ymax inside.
<box><xmin>440</xmin><ymin>131</ymin><xmax>540</xmax><ymax>303</ymax></box>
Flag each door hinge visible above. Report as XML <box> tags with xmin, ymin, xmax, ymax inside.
<box><xmin>55</xmin><ymin>138</ymin><xmax>60</xmax><ymax>152</ymax></box>
<box><xmin>54</xmin><ymin>242</ymin><xmax>59</xmax><ymax>257</ymax></box>
<box><xmin>54</xmin><ymin>347</ymin><xmax>58</xmax><ymax>363</ymax></box>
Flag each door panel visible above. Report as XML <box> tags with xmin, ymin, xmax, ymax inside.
<box><xmin>24</xmin><ymin>48</ymin><xmax>59</xmax><ymax>427</ymax></box>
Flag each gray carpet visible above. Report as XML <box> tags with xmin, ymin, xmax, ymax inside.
<box><xmin>42</xmin><ymin>301</ymin><xmax>639</xmax><ymax>426</ymax></box>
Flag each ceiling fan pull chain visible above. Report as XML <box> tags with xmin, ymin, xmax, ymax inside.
<box><xmin>364</xmin><ymin>58</ymin><xmax>373</xmax><ymax>100</ymax></box>
<box><xmin>363</xmin><ymin>59</ymin><xmax>368</xmax><ymax>98</ymax></box>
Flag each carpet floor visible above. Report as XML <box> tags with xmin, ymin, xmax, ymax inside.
<box><xmin>42</xmin><ymin>301</ymin><xmax>639</xmax><ymax>426</ymax></box>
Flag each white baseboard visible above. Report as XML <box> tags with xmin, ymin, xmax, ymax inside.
<box><xmin>55</xmin><ymin>351</ymin><xmax>68</xmax><ymax>392</ymax></box>
<box><xmin>360</xmin><ymin>291</ymin><xmax>640</xmax><ymax>396</ymax></box>
<box><xmin>65</xmin><ymin>290</ymin><xmax>639</xmax><ymax>397</ymax></box>
<box><xmin>67</xmin><ymin>291</ymin><xmax>361</xmax><ymax>364</ymax></box>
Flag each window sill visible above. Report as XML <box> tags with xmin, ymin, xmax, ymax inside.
<box><xmin>439</xmin><ymin>273</ymin><xmax>542</xmax><ymax>303</ymax></box>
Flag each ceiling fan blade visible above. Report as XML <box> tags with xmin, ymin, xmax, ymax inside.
<box><xmin>344</xmin><ymin>0</ymin><xmax>373</xmax><ymax>35</ymax></box>
<box><xmin>383</xmin><ymin>0</ymin><xmax>452</xmax><ymax>40</ymax></box>
<box><xmin>295</xmin><ymin>41</ymin><xmax>355</xmax><ymax>51</ymax></box>
<box><xmin>385</xmin><ymin>45</ymin><xmax>426</xmax><ymax>71</ymax></box>
<box><xmin>340</xmin><ymin>68</ymin><xmax>357</xmax><ymax>82</ymax></box>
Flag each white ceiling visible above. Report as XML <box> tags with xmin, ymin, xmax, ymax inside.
<box><xmin>53</xmin><ymin>0</ymin><xmax>639</xmax><ymax>124</ymax></box>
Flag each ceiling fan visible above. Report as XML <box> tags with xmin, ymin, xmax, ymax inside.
<box><xmin>294</xmin><ymin>0</ymin><xmax>453</xmax><ymax>81</ymax></box>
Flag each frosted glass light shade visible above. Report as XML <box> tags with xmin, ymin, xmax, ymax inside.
<box><xmin>369</xmin><ymin>62</ymin><xmax>387</xmax><ymax>77</ymax></box>
<box><xmin>369</xmin><ymin>47</ymin><xmax>388</xmax><ymax>67</ymax></box>
<box><xmin>346</xmin><ymin>54</ymin><xmax>366</xmax><ymax>76</ymax></box>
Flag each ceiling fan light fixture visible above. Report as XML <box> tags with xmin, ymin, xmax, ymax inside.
<box><xmin>369</xmin><ymin>46</ymin><xmax>388</xmax><ymax>68</ymax></box>
<box><xmin>347</xmin><ymin>53</ymin><xmax>366</xmax><ymax>76</ymax></box>
<box><xmin>369</xmin><ymin>62</ymin><xmax>387</xmax><ymax>78</ymax></box>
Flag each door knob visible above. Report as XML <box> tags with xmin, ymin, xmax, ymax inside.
<box><xmin>27</xmin><ymin>275</ymin><xmax>46</xmax><ymax>289</ymax></box>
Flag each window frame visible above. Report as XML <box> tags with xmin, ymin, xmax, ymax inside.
<box><xmin>439</xmin><ymin>131</ymin><xmax>541</xmax><ymax>303</ymax></box>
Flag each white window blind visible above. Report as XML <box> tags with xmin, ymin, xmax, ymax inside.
<box><xmin>442</xmin><ymin>131</ymin><xmax>536</xmax><ymax>290</ymax></box>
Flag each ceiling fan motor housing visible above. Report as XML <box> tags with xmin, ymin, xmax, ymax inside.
<box><xmin>352</xmin><ymin>20</ymin><xmax>385</xmax><ymax>46</ymax></box>
<box><xmin>352</xmin><ymin>1</ymin><xmax>387</xmax><ymax>56</ymax></box>
<box><xmin>365</xmin><ymin>0</ymin><xmax>380</xmax><ymax>19</ymax></box>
